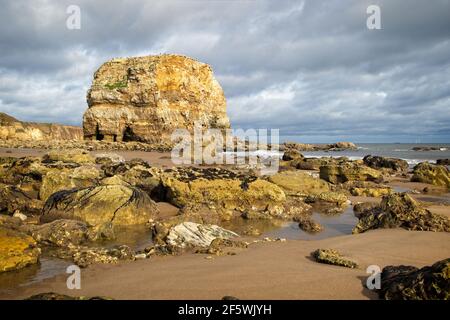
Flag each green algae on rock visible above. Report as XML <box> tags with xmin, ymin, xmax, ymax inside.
<box><xmin>311</xmin><ymin>248</ymin><xmax>358</xmax><ymax>269</ymax></box>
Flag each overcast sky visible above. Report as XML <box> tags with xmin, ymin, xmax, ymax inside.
<box><xmin>0</xmin><ymin>0</ymin><xmax>449</xmax><ymax>143</ymax></box>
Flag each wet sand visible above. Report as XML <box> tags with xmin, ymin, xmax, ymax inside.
<box><xmin>1</xmin><ymin>229</ymin><xmax>449</xmax><ymax>300</ymax></box>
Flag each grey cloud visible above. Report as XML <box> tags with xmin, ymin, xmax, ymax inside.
<box><xmin>0</xmin><ymin>0</ymin><xmax>449</xmax><ymax>142</ymax></box>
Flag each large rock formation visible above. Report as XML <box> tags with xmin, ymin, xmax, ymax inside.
<box><xmin>83</xmin><ymin>54</ymin><xmax>230</xmax><ymax>143</ymax></box>
<box><xmin>0</xmin><ymin>112</ymin><xmax>82</xmax><ymax>141</ymax></box>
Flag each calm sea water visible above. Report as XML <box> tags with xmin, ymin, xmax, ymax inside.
<box><xmin>296</xmin><ymin>143</ymin><xmax>450</xmax><ymax>165</ymax></box>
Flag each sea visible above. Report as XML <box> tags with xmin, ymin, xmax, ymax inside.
<box><xmin>299</xmin><ymin>143</ymin><xmax>450</xmax><ymax>166</ymax></box>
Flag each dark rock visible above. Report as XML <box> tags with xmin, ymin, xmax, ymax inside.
<box><xmin>353</xmin><ymin>193</ymin><xmax>450</xmax><ymax>233</ymax></box>
<box><xmin>379</xmin><ymin>258</ymin><xmax>450</xmax><ymax>300</ymax></box>
<box><xmin>363</xmin><ymin>155</ymin><xmax>408</xmax><ymax>172</ymax></box>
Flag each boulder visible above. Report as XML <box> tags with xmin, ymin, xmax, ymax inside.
<box><xmin>0</xmin><ymin>183</ymin><xmax>43</xmax><ymax>216</ymax></box>
<box><xmin>305</xmin><ymin>191</ymin><xmax>348</xmax><ymax>207</ymax></box>
<box><xmin>268</xmin><ymin>171</ymin><xmax>330</xmax><ymax>197</ymax></box>
<box><xmin>320</xmin><ymin>162</ymin><xmax>382</xmax><ymax>184</ymax></box>
<box><xmin>165</xmin><ymin>222</ymin><xmax>238</xmax><ymax>248</ymax></box>
<box><xmin>161</xmin><ymin>167</ymin><xmax>286</xmax><ymax>219</ymax></box>
<box><xmin>0</xmin><ymin>226</ymin><xmax>41</xmax><ymax>273</ymax></box>
<box><xmin>41</xmin><ymin>184</ymin><xmax>159</xmax><ymax>227</ymax></box>
<box><xmin>29</xmin><ymin>219</ymin><xmax>91</xmax><ymax>247</ymax></box>
<box><xmin>282</xmin><ymin>149</ymin><xmax>303</xmax><ymax>161</ymax></box>
<box><xmin>378</xmin><ymin>258</ymin><xmax>450</xmax><ymax>300</ymax></box>
<box><xmin>436</xmin><ymin>159</ymin><xmax>450</xmax><ymax>166</ymax></box>
<box><xmin>295</xmin><ymin>216</ymin><xmax>323</xmax><ymax>233</ymax></box>
<box><xmin>311</xmin><ymin>249</ymin><xmax>358</xmax><ymax>268</ymax></box>
<box><xmin>39</xmin><ymin>165</ymin><xmax>101</xmax><ymax>201</ymax></box>
<box><xmin>363</xmin><ymin>155</ymin><xmax>408</xmax><ymax>172</ymax></box>
<box><xmin>42</xmin><ymin>149</ymin><xmax>94</xmax><ymax>164</ymax></box>
<box><xmin>411</xmin><ymin>162</ymin><xmax>450</xmax><ymax>188</ymax></box>
<box><xmin>353</xmin><ymin>193</ymin><xmax>450</xmax><ymax>233</ymax></box>
<box><xmin>94</xmin><ymin>153</ymin><xmax>125</xmax><ymax>165</ymax></box>
<box><xmin>83</xmin><ymin>54</ymin><xmax>230</xmax><ymax>144</ymax></box>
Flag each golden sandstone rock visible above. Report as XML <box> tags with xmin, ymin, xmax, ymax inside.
<box><xmin>0</xmin><ymin>226</ymin><xmax>40</xmax><ymax>273</ymax></box>
<box><xmin>83</xmin><ymin>54</ymin><xmax>230</xmax><ymax>143</ymax></box>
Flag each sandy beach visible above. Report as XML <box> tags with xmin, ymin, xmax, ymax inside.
<box><xmin>1</xmin><ymin>229</ymin><xmax>449</xmax><ymax>300</ymax></box>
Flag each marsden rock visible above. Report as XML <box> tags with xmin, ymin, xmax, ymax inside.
<box><xmin>411</xmin><ymin>162</ymin><xmax>450</xmax><ymax>188</ymax></box>
<box><xmin>379</xmin><ymin>258</ymin><xmax>450</xmax><ymax>300</ymax></box>
<box><xmin>83</xmin><ymin>54</ymin><xmax>230</xmax><ymax>143</ymax></box>
<box><xmin>41</xmin><ymin>185</ymin><xmax>159</xmax><ymax>227</ymax></box>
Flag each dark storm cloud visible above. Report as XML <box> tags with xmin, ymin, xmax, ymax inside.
<box><xmin>0</xmin><ymin>0</ymin><xmax>449</xmax><ymax>141</ymax></box>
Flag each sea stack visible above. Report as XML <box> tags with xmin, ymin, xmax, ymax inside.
<box><xmin>83</xmin><ymin>54</ymin><xmax>230</xmax><ymax>144</ymax></box>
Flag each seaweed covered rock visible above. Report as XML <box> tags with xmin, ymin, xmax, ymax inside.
<box><xmin>311</xmin><ymin>249</ymin><xmax>358</xmax><ymax>268</ymax></box>
<box><xmin>0</xmin><ymin>226</ymin><xmax>41</xmax><ymax>273</ymax></box>
<box><xmin>39</xmin><ymin>165</ymin><xmax>101</xmax><ymax>201</ymax></box>
<box><xmin>268</xmin><ymin>171</ymin><xmax>329</xmax><ymax>197</ymax></box>
<box><xmin>320</xmin><ymin>162</ymin><xmax>382</xmax><ymax>184</ymax></box>
<box><xmin>41</xmin><ymin>184</ymin><xmax>159</xmax><ymax>227</ymax></box>
<box><xmin>411</xmin><ymin>162</ymin><xmax>450</xmax><ymax>188</ymax></box>
<box><xmin>42</xmin><ymin>149</ymin><xmax>94</xmax><ymax>164</ymax></box>
<box><xmin>343</xmin><ymin>181</ymin><xmax>392</xmax><ymax>197</ymax></box>
<box><xmin>161</xmin><ymin>167</ymin><xmax>286</xmax><ymax>219</ymax></box>
<box><xmin>353</xmin><ymin>193</ymin><xmax>450</xmax><ymax>233</ymax></box>
<box><xmin>363</xmin><ymin>155</ymin><xmax>408</xmax><ymax>173</ymax></box>
<box><xmin>25</xmin><ymin>292</ymin><xmax>111</xmax><ymax>300</ymax></box>
<box><xmin>165</xmin><ymin>222</ymin><xmax>238</xmax><ymax>248</ymax></box>
<box><xmin>379</xmin><ymin>258</ymin><xmax>450</xmax><ymax>300</ymax></box>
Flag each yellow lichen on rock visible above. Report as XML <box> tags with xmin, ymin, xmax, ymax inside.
<box><xmin>268</xmin><ymin>170</ymin><xmax>330</xmax><ymax>196</ymax></box>
<box><xmin>0</xmin><ymin>227</ymin><xmax>41</xmax><ymax>273</ymax></box>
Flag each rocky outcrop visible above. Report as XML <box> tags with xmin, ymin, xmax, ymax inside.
<box><xmin>353</xmin><ymin>193</ymin><xmax>450</xmax><ymax>233</ymax></box>
<box><xmin>39</xmin><ymin>165</ymin><xmax>101</xmax><ymax>201</ymax></box>
<box><xmin>161</xmin><ymin>167</ymin><xmax>286</xmax><ymax>220</ymax></box>
<box><xmin>363</xmin><ymin>155</ymin><xmax>408</xmax><ymax>173</ymax></box>
<box><xmin>41</xmin><ymin>185</ymin><xmax>159</xmax><ymax>227</ymax></box>
<box><xmin>379</xmin><ymin>258</ymin><xmax>450</xmax><ymax>300</ymax></box>
<box><xmin>320</xmin><ymin>162</ymin><xmax>382</xmax><ymax>184</ymax></box>
<box><xmin>295</xmin><ymin>216</ymin><xmax>323</xmax><ymax>233</ymax></box>
<box><xmin>83</xmin><ymin>54</ymin><xmax>230</xmax><ymax>143</ymax></box>
<box><xmin>411</xmin><ymin>162</ymin><xmax>450</xmax><ymax>188</ymax></box>
<box><xmin>268</xmin><ymin>171</ymin><xmax>330</xmax><ymax>197</ymax></box>
<box><xmin>311</xmin><ymin>249</ymin><xmax>358</xmax><ymax>268</ymax></box>
<box><xmin>42</xmin><ymin>149</ymin><xmax>94</xmax><ymax>165</ymax></box>
<box><xmin>165</xmin><ymin>222</ymin><xmax>238</xmax><ymax>248</ymax></box>
<box><xmin>281</xmin><ymin>142</ymin><xmax>356</xmax><ymax>151</ymax></box>
<box><xmin>0</xmin><ymin>112</ymin><xmax>82</xmax><ymax>141</ymax></box>
<box><xmin>0</xmin><ymin>226</ymin><xmax>41</xmax><ymax>273</ymax></box>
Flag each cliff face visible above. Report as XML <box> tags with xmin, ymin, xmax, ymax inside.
<box><xmin>0</xmin><ymin>113</ymin><xmax>83</xmax><ymax>141</ymax></box>
<box><xmin>83</xmin><ymin>54</ymin><xmax>230</xmax><ymax>143</ymax></box>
